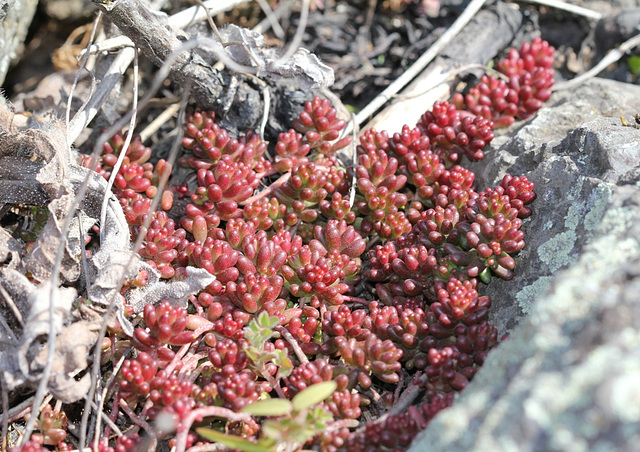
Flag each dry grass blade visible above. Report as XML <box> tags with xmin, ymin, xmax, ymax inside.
<box><xmin>353</xmin><ymin>0</ymin><xmax>489</xmax><ymax>129</ymax></box>
<box><xmin>514</xmin><ymin>0</ymin><xmax>602</xmax><ymax>20</ymax></box>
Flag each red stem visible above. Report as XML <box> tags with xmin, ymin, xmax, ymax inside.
<box><xmin>239</xmin><ymin>172</ymin><xmax>291</xmax><ymax>206</ymax></box>
<box><xmin>174</xmin><ymin>406</ymin><xmax>254</xmax><ymax>452</ymax></box>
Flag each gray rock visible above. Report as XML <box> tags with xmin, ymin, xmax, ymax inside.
<box><xmin>0</xmin><ymin>0</ymin><xmax>37</xmax><ymax>85</ymax></box>
<box><xmin>467</xmin><ymin>78</ymin><xmax>640</xmax><ymax>335</ymax></box>
<box><xmin>595</xmin><ymin>8</ymin><xmax>640</xmax><ymax>54</ymax></box>
<box><xmin>409</xmin><ymin>77</ymin><xmax>640</xmax><ymax>451</ymax></box>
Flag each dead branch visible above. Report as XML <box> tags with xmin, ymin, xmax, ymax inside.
<box><xmin>91</xmin><ymin>0</ymin><xmax>231</xmax><ymax>112</ymax></box>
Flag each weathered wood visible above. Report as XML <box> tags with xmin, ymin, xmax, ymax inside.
<box><xmin>92</xmin><ymin>0</ymin><xmax>232</xmax><ymax>113</ymax></box>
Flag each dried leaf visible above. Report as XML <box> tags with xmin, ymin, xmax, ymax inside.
<box><xmin>41</xmin><ymin>320</ymin><xmax>100</xmax><ymax>403</ymax></box>
<box><xmin>126</xmin><ymin>266</ymin><xmax>216</xmax><ymax>312</ymax></box>
<box><xmin>5</xmin><ymin>281</ymin><xmax>99</xmax><ymax>403</ymax></box>
<box><xmin>215</xmin><ymin>25</ymin><xmax>334</xmax><ymax>90</ymax></box>
<box><xmin>87</xmin><ymin>249</ymin><xmax>143</xmax><ymax>336</ymax></box>
<box><xmin>0</xmin><ymin>101</ymin><xmax>80</xmax><ymax>282</ymax></box>
<box><xmin>23</xmin><ymin>194</ymin><xmax>80</xmax><ymax>282</ymax></box>
<box><xmin>0</xmin><ymin>226</ymin><xmax>22</xmax><ymax>269</ymax></box>
<box><xmin>0</xmin><ymin>267</ymin><xmax>35</xmax><ymax>318</ymax></box>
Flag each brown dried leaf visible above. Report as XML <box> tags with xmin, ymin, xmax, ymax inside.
<box><xmin>37</xmin><ymin>320</ymin><xmax>100</xmax><ymax>403</ymax></box>
<box><xmin>0</xmin><ymin>226</ymin><xmax>22</xmax><ymax>270</ymax></box>
<box><xmin>127</xmin><ymin>266</ymin><xmax>216</xmax><ymax>312</ymax></box>
<box><xmin>0</xmin><ymin>101</ymin><xmax>80</xmax><ymax>282</ymax></box>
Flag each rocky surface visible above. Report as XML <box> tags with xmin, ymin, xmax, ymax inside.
<box><xmin>409</xmin><ymin>77</ymin><xmax>640</xmax><ymax>451</ymax></box>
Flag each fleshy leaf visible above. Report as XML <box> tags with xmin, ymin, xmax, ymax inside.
<box><xmin>292</xmin><ymin>381</ymin><xmax>337</xmax><ymax>412</ymax></box>
<box><xmin>195</xmin><ymin>428</ymin><xmax>273</xmax><ymax>452</ymax></box>
<box><xmin>242</xmin><ymin>398</ymin><xmax>293</xmax><ymax>416</ymax></box>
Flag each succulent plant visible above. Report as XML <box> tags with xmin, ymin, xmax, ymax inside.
<box><xmin>27</xmin><ymin>38</ymin><xmax>553</xmax><ymax>452</ymax></box>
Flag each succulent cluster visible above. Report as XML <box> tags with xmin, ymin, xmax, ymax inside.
<box><xmin>452</xmin><ymin>37</ymin><xmax>555</xmax><ymax>127</ymax></box>
<box><xmin>10</xmin><ymin>38</ymin><xmax>553</xmax><ymax>452</ymax></box>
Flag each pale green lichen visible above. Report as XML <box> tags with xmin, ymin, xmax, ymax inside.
<box><xmin>516</xmin><ymin>275</ymin><xmax>554</xmax><ymax>314</ymax></box>
<box><xmin>583</xmin><ymin>182</ymin><xmax>613</xmax><ymax>232</ymax></box>
<box><xmin>538</xmin><ymin>230</ymin><xmax>576</xmax><ymax>273</ymax></box>
<box><xmin>597</xmin><ymin>205</ymin><xmax>634</xmax><ymax>236</ymax></box>
<box><xmin>537</xmin><ymin>178</ymin><xmax>613</xmax><ymax>273</ymax></box>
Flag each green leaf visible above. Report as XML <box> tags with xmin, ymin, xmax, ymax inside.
<box><xmin>195</xmin><ymin>428</ymin><xmax>273</xmax><ymax>452</ymax></box>
<box><xmin>628</xmin><ymin>55</ymin><xmax>640</xmax><ymax>76</ymax></box>
<box><xmin>257</xmin><ymin>311</ymin><xmax>279</xmax><ymax>329</ymax></box>
<box><xmin>242</xmin><ymin>398</ymin><xmax>293</xmax><ymax>416</ymax></box>
<box><xmin>276</xmin><ymin>355</ymin><xmax>293</xmax><ymax>379</ymax></box>
<box><xmin>292</xmin><ymin>381</ymin><xmax>337</xmax><ymax>412</ymax></box>
<box><xmin>261</xmin><ymin>419</ymin><xmax>287</xmax><ymax>442</ymax></box>
<box><xmin>479</xmin><ymin>267</ymin><xmax>492</xmax><ymax>284</ymax></box>
<box><xmin>345</xmin><ymin>104</ymin><xmax>359</xmax><ymax>114</ymax></box>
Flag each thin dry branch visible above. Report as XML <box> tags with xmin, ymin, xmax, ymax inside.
<box><xmin>91</xmin><ymin>0</ymin><xmax>232</xmax><ymax>109</ymax></box>
<box><xmin>353</xmin><ymin>0</ymin><xmax>489</xmax><ymax>128</ymax></box>
<box><xmin>554</xmin><ymin>32</ymin><xmax>640</xmax><ymax>91</ymax></box>
<box><xmin>69</xmin><ymin>0</ymin><xmax>248</xmax><ymax>145</ymax></box>
<box><xmin>514</xmin><ymin>0</ymin><xmax>602</xmax><ymax>20</ymax></box>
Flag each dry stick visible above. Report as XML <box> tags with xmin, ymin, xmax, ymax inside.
<box><xmin>277</xmin><ymin>0</ymin><xmax>310</xmax><ymax>64</ymax></box>
<box><xmin>254</xmin><ymin>0</ymin><xmax>285</xmax><ymax>39</ymax></box>
<box><xmin>65</xmin><ymin>11</ymin><xmax>102</xmax><ymax>143</ymax></box>
<box><xmin>0</xmin><ymin>284</ymin><xmax>23</xmax><ymax>326</ymax></box>
<box><xmin>252</xmin><ymin>1</ymin><xmax>293</xmax><ymax>35</ymax></box>
<box><xmin>170</xmin><ymin>0</ymin><xmax>250</xmax><ymax>30</ymax></box>
<box><xmin>353</xmin><ymin>0</ymin><xmax>488</xmax><ymax>130</ymax></box>
<box><xmin>91</xmin><ymin>351</ymin><xmax>129</xmax><ymax>451</ymax></box>
<box><xmin>347</xmin><ymin>113</ymin><xmax>358</xmax><ymax>208</ymax></box>
<box><xmin>68</xmin><ymin>47</ymin><xmax>136</xmax><ymax>145</ymax></box>
<box><xmin>80</xmin><ymin>0</ymin><xmax>252</xmax><ymax>56</ymax></box>
<box><xmin>80</xmin><ymin>91</ymin><xmax>190</xmax><ymax>450</ymax></box>
<box><xmin>194</xmin><ymin>0</ymin><xmax>224</xmax><ymax>42</ymax></box>
<box><xmin>239</xmin><ymin>171</ymin><xmax>291</xmax><ymax>205</ymax></box>
<box><xmin>69</xmin><ymin>0</ymin><xmax>249</xmax><ymax>145</ymax></box>
<box><xmin>18</xmin><ymin>16</ymin><xmax>104</xmax><ymax>433</ymax></box>
<box><xmin>77</xmin><ymin>39</ymin><xmax>200</xmax><ymax>451</ymax></box>
<box><xmin>118</xmin><ymin>399</ymin><xmax>155</xmax><ymax>437</ymax></box>
<box><xmin>258</xmin><ymin>81</ymin><xmax>271</xmax><ymax>141</ymax></box>
<box><xmin>514</xmin><ymin>0</ymin><xmax>602</xmax><ymax>20</ymax></box>
<box><xmin>21</xmin><ymin>159</ymin><xmax>74</xmax><ymax>443</ymax></box>
<box><xmin>76</xmin><ymin>47</ymin><xmax>139</xmax><ymax>447</ymax></box>
<box><xmin>554</xmin><ymin>32</ymin><xmax>640</xmax><ymax>91</ymax></box>
<box><xmin>138</xmin><ymin>102</ymin><xmax>181</xmax><ymax>143</ymax></box>
<box><xmin>99</xmin><ymin>48</ymin><xmax>139</xmax><ymax>244</ymax></box>
<box><xmin>94</xmin><ymin>0</ymin><xmax>260</xmax><ymax>81</ymax></box>
<box><xmin>0</xmin><ymin>396</ymin><xmax>35</xmax><ymax>427</ymax></box>
<box><xmin>277</xmin><ymin>326</ymin><xmax>309</xmax><ymax>364</ymax></box>
<box><xmin>78</xmin><ymin>212</ymin><xmax>93</xmax><ymax>293</ymax></box>
<box><xmin>1</xmin><ymin>378</ymin><xmax>8</xmax><ymax>450</ymax></box>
